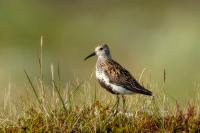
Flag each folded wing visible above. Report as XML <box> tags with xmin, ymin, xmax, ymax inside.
<box><xmin>102</xmin><ymin>59</ymin><xmax>152</xmax><ymax>96</ymax></box>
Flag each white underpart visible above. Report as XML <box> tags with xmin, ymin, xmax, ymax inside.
<box><xmin>96</xmin><ymin>68</ymin><xmax>133</xmax><ymax>94</ymax></box>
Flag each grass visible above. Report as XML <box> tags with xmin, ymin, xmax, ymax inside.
<box><xmin>0</xmin><ymin>39</ymin><xmax>200</xmax><ymax>132</ymax></box>
<box><xmin>0</xmin><ymin>95</ymin><xmax>200</xmax><ymax>132</ymax></box>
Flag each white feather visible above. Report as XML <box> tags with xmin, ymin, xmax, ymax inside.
<box><xmin>96</xmin><ymin>68</ymin><xmax>133</xmax><ymax>94</ymax></box>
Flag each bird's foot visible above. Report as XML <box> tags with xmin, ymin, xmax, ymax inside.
<box><xmin>112</xmin><ymin>108</ymin><xmax>119</xmax><ymax>116</ymax></box>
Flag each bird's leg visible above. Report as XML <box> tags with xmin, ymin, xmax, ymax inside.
<box><xmin>116</xmin><ymin>95</ymin><xmax>120</xmax><ymax>112</ymax></box>
<box><xmin>122</xmin><ymin>95</ymin><xmax>126</xmax><ymax>113</ymax></box>
<box><xmin>112</xmin><ymin>95</ymin><xmax>120</xmax><ymax>115</ymax></box>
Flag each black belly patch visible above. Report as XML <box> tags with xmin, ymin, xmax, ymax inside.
<box><xmin>97</xmin><ymin>79</ymin><xmax>118</xmax><ymax>94</ymax></box>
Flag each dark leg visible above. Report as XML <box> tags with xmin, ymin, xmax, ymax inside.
<box><xmin>116</xmin><ymin>95</ymin><xmax>120</xmax><ymax>112</ymax></box>
<box><xmin>111</xmin><ymin>95</ymin><xmax>120</xmax><ymax>115</ymax></box>
<box><xmin>122</xmin><ymin>95</ymin><xmax>126</xmax><ymax>112</ymax></box>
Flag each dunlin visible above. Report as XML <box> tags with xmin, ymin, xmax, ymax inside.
<box><xmin>84</xmin><ymin>44</ymin><xmax>152</xmax><ymax>113</ymax></box>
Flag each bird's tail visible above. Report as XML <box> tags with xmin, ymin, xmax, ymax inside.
<box><xmin>140</xmin><ymin>88</ymin><xmax>152</xmax><ymax>96</ymax></box>
<box><xmin>136</xmin><ymin>86</ymin><xmax>152</xmax><ymax>96</ymax></box>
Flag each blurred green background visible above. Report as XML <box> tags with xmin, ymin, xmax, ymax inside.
<box><xmin>0</xmin><ymin>0</ymin><xmax>200</xmax><ymax>103</ymax></box>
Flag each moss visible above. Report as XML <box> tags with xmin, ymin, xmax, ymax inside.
<box><xmin>1</xmin><ymin>102</ymin><xmax>200</xmax><ymax>132</ymax></box>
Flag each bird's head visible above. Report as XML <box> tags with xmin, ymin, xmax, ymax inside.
<box><xmin>84</xmin><ymin>44</ymin><xmax>111</xmax><ymax>60</ymax></box>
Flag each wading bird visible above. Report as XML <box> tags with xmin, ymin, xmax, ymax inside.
<box><xmin>84</xmin><ymin>44</ymin><xmax>152</xmax><ymax>114</ymax></box>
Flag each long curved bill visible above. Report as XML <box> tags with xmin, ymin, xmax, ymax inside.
<box><xmin>84</xmin><ymin>52</ymin><xmax>96</xmax><ymax>60</ymax></box>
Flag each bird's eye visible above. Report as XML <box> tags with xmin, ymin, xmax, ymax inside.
<box><xmin>100</xmin><ymin>48</ymin><xmax>103</xmax><ymax>50</ymax></box>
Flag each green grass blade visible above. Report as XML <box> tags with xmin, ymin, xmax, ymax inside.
<box><xmin>24</xmin><ymin>70</ymin><xmax>42</xmax><ymax>108</ymax></box>
<box><xmin>57</xmin><ymin>63</ymin><xmax>61</xmax><ymax>89</ymax></box>
<box><xmin>72</xmin><ymin>81</ymin><xmax>84</xmax><ymax>95</ymax></box>
<box><xmin>53</xmin><ymin>80</ymin><xmax>67</xmax><ymax>112</ymax></box>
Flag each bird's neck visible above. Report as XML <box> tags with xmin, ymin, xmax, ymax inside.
<box><xmin>96</xmin><ymin>55</ymin><xmax>112</xmax><ymax>69</ymax></box>
<box><xmin>97</xmin><ymin>56</ymin><xmax>110</xmax><ymax>63</ymax></box>
<box><xmin>98</xmin><ymin>54</ymin><xmax>112</xmax><ymax>60</ymax></box>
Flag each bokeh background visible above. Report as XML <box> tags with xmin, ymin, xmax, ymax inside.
<box><xmin>0</xmin><ymin>0</ymin><xmax>200</xmax><ymax>104</ymax></box>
